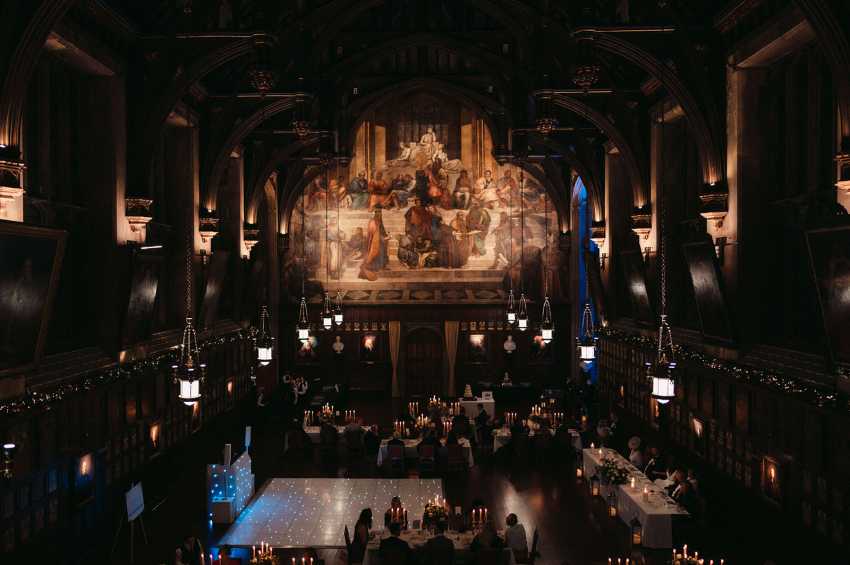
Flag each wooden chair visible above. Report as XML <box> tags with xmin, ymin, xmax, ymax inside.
<box><xmin>446</xmin><ymin>444</ymin><xmax>467</xmax><ymax>473</ymax></box>
<box><xmin>388</xmin><ymin>444</ymin><xmax>406</xmax><ymax>476</ymax></box>
<box><xmin>418</xmin><ymin>444</ymin><xmax>437</xmax><ymax>475</ymax></box>
<box><xmin>344</xmin><ymin>525</ymin><xmax>361</xmax><ymax>565</ymax></box>
<box><xmin>473</xmin><ymin>548</ymin><xmax>510</xmax><ymax>565</ymax></box>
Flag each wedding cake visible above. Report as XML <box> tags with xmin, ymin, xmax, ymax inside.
<box><xmin>463</xmin><ymin>384</ymin><xmax>473</xmax><ymax>399</ymax></box>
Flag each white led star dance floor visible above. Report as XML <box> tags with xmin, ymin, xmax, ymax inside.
<box><xmin>219</xmin><ymin>478</ymin><xmax>444</xmax><ymax>548</ymax></box>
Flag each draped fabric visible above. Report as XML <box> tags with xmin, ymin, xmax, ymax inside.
<box><xmin>389</xmin><ymin>321</ymin><xmax>401</xmax><ymax>397</ymax></box>
<box><xmin>443</xmin><ymin>321</ymin><xmax>459</xmax><ymax>397</ymax></box>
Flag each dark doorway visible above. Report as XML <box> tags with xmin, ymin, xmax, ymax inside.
<box><xmin>404</xmin><ymin>327</ymin><xmax>443</xmax><ymax>397</ymax></box>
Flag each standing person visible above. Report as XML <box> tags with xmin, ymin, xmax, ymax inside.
<box><xmin>349</xmin><ymin>509</ymin><xmax>373</xmax><ymax>563</ymax></box>
<box><xmin>504</xmin><ymin>513</ymin><xmax>529</xmax><ymax>561</ymax></box>
<box><xmin>175</xmin><ymin>534</ymin><xmax>205</xmax><ymax>565</ymax></box>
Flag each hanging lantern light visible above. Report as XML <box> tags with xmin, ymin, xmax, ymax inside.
<box><xmin>647</xmin><ymin>314</ymin><xmax>676</xmax><ymax>404</ymax></box>
<box><xmin>297</xmin><ymin>296</ymin><xmax>310</xmax><ymax>342</ymax></box>
<box><xmin>334</xmin><ymin>290</ymin><xmax>344</xmax><ymax>325</ymax></box>
<box><xmin>506</xmin><ymin>289</ymin><xmax>517</xmax><ymax>324</ymax></box>
<box><xmin>173</xmin><ymin>237</ymin><xmax>205</xmax><ymax>406</ymax></box>
<box><xmin>540</xmin><ymin>295</ymin><xmax>554</xmax><ymax>343</ymax></box>
<box><xmin>647</xmin><ymin>109</ymin><xmax>676</xmax><ymax>406</ymax></box>
<box><xmin>255</xmin><ymin>305</ymin><xmax>274</xmax><ymax>367</ymax></box>
<box><xmin>1</xmin><ymin>442</ymin><xmax>16</xmax><ymax>479</ymax></box>
<box><xmin>173</xmin><ymin>316</ymin><xmax>206</xmax><ymax>406</ymax></box>
<box><xmin>517</xmin><ymin>293</ymin><xmax>529</xmax><ymax>331</ymax></box>
<box><xmin>576</xmin><ymin>302</ymin><xmax>598</xmax><ymax>369</ymax></box>
<box><xmin>321</xmin><ymin>292</ymin><xmax>333</xmax><ymax>330</ymax></box>
<box><xmin>630</xmin><ymin>517</ymin><xmax>643</xmax><ymax>547</ymax></box>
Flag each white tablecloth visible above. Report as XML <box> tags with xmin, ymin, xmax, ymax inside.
<box><xmin>363</xmin><ymin>529</ymin><xmax>515</xmax><ymax>565</ymax></box>
<box><xmin>582</xmin><ymin>448</ymin><xmax>688</xmax><ymax>548</ymax></box>
<box><xmin>492</xmin><ymin>428</ymin><xmax>581</xmax><ymax>453</ymax></box>
<box><xmin>377</xmin><ymin>438</ymin><xmax>474</xmax><ymax>467</ymax></box>
<box><xmin>459</xmin><ymin>397</ymin><xmax>495</xmax><ymax>419</ymax></box>
<box><xmin>302</xmin><ymin>425</ymin><xmax>347</xmax><ymax>443</ymax></box>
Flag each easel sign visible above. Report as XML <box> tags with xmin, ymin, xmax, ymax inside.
<box><xmin>126</xmin><ymin>482</ymin><xmax>144</xmax><ymax>521</ymax></box>
<box><xmin>111</xmin><ymin>482</ymin><xmax>148</xmax><ymax>563</ymax></box>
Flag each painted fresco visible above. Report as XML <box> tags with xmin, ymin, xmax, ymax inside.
<box><xmin>290</xmin><ymin>95</ymin><xmax>557</xmax><ymax>297</ymax></box>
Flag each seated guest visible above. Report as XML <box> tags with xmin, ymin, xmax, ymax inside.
<box><xmin>345</xmin><ymin>417</ymin><xmax>365</xmax><ymax>447</ymax></box>
<box><xmin>673</xmin><ymin>480</ymin><xmax>699</xmax><ymax>514</ymax></box>
<box><xmin>644</xmin><ymin>446</ymin><xmax>665</xmax><ymax>480</ymax></box>
<box><xmin>364</xmin><ymin>425</ymin><xmax>381</xmax><ymax>455</ymax></box>
<box><xmin>452</xmin><ymin>407</ymin><xmax>470</xmax><ymax>438</ymax></box>
<box><xmin>627</xmin><ymin>436</ymin><xmax>644</xmax><ymax>468</ymax></box>
<box><xmin>420</xmin><ymin>428</ymin><xmax>440</xmax><ymax>449</ymax></box>
<box><xmin>388</xmin><ymin>431</ymin><xmax>405</xmax><ymax>447</ymax></box>
<box><xmin>665</xmin><ymin>469</ymin><xmax>686</xmax><ymax>497</ymax></box>
<box><xmin>504</xmin><ymin>513</ymin><xmax>528</xmax><ymax>561</ymax></box>
<box><xmin>320</xmin><ymin>419</ymin><xmax>339</xmax><ymax>445</ymax></box>
<box><xmin>686</xmin><ymin>468</ymin><xmax>700</xmax><ymax>494</ymax></box>
<box><xmin>470</xmin><ymin>519</ymin><xmax>504</xmax><ymax>552</ymax></box>
<box><xmin>384</xmin><ymin>496</ymin><xmax>408</xmax><ymax>529</ymax></box>
<box><xmin>423</xmin><ymin>520</ymin><xmax>455</xmax><ymax>565</ymax></box>
<box><xmin>445</xmin><ymin>430</ymin><xmax>460</xmax><ymax>446</ymax></box>
<box><xmin>379</xmin><ymin>521</ymin><xmax>413</xmax><ymax>564</ymax></box>
<box><xmin>349</xmin><ymin>508</ymin><xmax>373</xmax><ymax>563</ymax></box>
<box><xmin>175</xmin><ymin>534</ymin><xmax>204</xmax><ymax>565</ymax></box>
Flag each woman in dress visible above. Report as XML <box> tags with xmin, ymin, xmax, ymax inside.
<box><xmin>349</xmin><ymin>508</ymin><xmax>373</xmax><ymax>563</ymax></box>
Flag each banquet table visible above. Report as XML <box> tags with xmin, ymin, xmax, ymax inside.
<box><xmin>492</xmin><ymin>427</ymin><xmax>581</xmax><ymax>453</ymax></box>
<box><xmin>362</xmin><ymin>528</ymin><xmax>515</xmax><ymax>565</ymax></box>
<box><xmin>376</xmin><ymin>438</ymin><xmax>474</xmax><ymax>467</ymax></box>
<box><xmin>302</xmin><ymin>425</ymin><xmax>347</xmax><ymax>443</ymax></box>
<box><xmin>458</xmin><ymin>397</ymin><xmax>495</xmax><ymax>419</ymax></box>
<box><xmin>582</xmin><ymin>447</ymin><xmax>689</xmax><ymax>548</ymax></box>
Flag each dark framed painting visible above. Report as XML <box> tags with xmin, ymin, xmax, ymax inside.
<box><xmin>0</xmin><ymin>221</ymin><xmax>67</xmax><ymax>374</ymax></box>
<box><xmin>681</xmin><ymin>241</ymin><xmax>734</xmax><ymax>343</ymax></box>
<box><xmin>199</xmin><ymin>251</ymin><xmax>230</xmax><ymax>329</ymax></box>
<box><xmin>360</xmin><ymin>333</ymin><xmax>380</xmax><ymax>363</ymax></box>
<box><xmin>468</xmin><ymin>333</ymin><xmax>487</xmax><ymax>363</ymax></box>
<box><xmin>121</xmin><ymin>248</ymin><xmax>163</xmax><ymax>347</ymax></box>
<box><xmin>619</xmin><ymin>249</ymin><xmax>654</xmax><ymax>324</ymax></box>
<box><xmin>806</xmin><ymin>226</ymin><xmax>850</xmax><ymax>364</ymax></box>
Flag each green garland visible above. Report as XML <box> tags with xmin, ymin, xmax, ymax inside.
<box><xmin>0</xmin><ymin>331</ymin><xmax>249</xmax><ymax>417</ymax></box>
<box><xmin>599</xmin><ymin>327</ymin><xmax>849</xmax><ymax>413</ymax></box>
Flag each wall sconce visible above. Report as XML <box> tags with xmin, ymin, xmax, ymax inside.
<box><xmin>149</xmin><ymin>423</ymin><xmax>161</xmax><ymax>450</ymax></box>
<box><xmin>692</xmin><ymin>417</ymin><xmax>703</xmax><ymax>439</ymax></box>
<box><xmin>1</xmin><ymin>442</ymin><xmax>16</xmax><ymax>479</ymax></box>
<box><xmin>79</xmin><ymin>453</ymin><xmax>92</xmax><ymax>478</ymax></box>
<box><xmin>714</xmin><ymin>236</ymin><xmax>727</xmax><ymax>265</ymax></box>
<box><xmin>226</xmin><ymin>380</ymin><xmax>234</xmax><ymax>396</ymax></box>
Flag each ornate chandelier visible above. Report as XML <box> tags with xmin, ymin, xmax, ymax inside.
<box><xmin>646</xmin><ymin>110</ymin><xmax>676</xmax><ymax>404</ymax></box>
<box><xmin>255</xmin><ymin>305</ymin><xmax>275</xmax><ymax>367</ymax></box>
<box><xmin>173</xmin><ymin>237</ymin><xmax>205</xmax><ymax>406</ymax></box>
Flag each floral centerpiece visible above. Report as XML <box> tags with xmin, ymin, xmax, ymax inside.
<box><xmin>597</xmin><ymin>456</ymin><xmax>630</xmax><ymax>485</ymax></box>
<box><xmin>422</xmin><ymin>501</ymin><xmax>448</xmax><ymax>528</ymax></box>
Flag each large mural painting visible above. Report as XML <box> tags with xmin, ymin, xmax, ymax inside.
<box><xmin>290</xmin><ymin>93</ymin><xmax>562</xmax><ymax>303</ymax></box>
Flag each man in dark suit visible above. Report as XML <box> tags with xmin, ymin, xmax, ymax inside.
<box><xmin>423</xmin><ymin>520</ymin><xmax>455</xmax><ymax>564</ymax></box>
<box><xmin>379</xmin><ymin>521</ymin><xmax>413</xmax><ymax>564</ymax></box>
<box><xmin>452</xmin><ymin>407</ymin><xmax>470</xmax><ymax>439</ymax></box>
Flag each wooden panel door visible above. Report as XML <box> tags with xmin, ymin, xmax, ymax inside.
<box><xmin>405</xmin><ymin>328</ymin><xmax>443</xmax><ymax>397</ymax></box>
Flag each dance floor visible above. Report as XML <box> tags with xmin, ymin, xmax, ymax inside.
<box><xmin>218</xmin><ymin>478</ymin><xmax>444</xmax><ymax>548</ymax></box>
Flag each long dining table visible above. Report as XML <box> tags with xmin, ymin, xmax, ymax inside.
<box><xmin>582</xmin><ymin>447</ymin><xmax>689</xmax><ymax>549</ymax></box>
<box><xmin>362</xmin><ymin>528</ymin><xmax>516</xmax><ymax>565</ymax></box>
<box><xmin>376</xmin><ymin>437</ymin><xmax>474</xmax><ymax>468</ymax></box>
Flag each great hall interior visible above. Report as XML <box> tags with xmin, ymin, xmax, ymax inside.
<box><xmin>1</xmin><ymin>1</ymin><xmax>850</xmax><ymax>564</ymax></box>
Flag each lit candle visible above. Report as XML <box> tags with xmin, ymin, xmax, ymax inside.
<box><xmin>631</xmin><ymin>477</ymin><xmax>636</xmax><ymax>489</ymax></box>
<box><xmin>591</xmin><ymin>442</ymin><xmax>595</xmax><ymax>449</ymax></box>
<box><xmin>292</xmin><ymin>559</ymin><xmax>297</xmax><ymax>565</ymax></box>
<box><xmin>253</xmin><ymin>546</ymin><xmax>256</xmax><ymax>559</ymax></box>
<box><xmin>683</xmin><ymin>545</ymin><xmax>688</xmax><ymax>557</ymax></box>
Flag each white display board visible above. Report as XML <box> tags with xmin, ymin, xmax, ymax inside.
<box><xmin>125</xmin><ymin>482</ymin><xmax>144</xmax><ymax>522</ymax></box>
